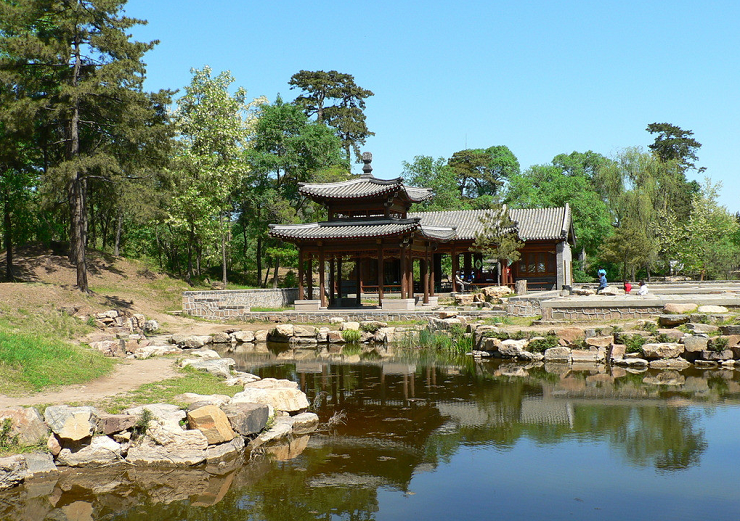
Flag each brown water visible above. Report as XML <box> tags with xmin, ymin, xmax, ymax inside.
<box><xmin>3</xmin><ymin>344</ymin><xmax>740</xmax><ymax>520</ymax></box>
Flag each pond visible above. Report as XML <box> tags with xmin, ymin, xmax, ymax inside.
<box><xmin>3</xmin><ymin>344</ymin><xmax>740</xmax><ymax>520</ymax></box>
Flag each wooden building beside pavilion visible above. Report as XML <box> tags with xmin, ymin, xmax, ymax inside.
<box><xmin>269</xmin><ymin>153</ymin><xmax>575</xmax><ymax>310</ymax></box>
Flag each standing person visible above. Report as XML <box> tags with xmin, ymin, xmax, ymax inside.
<box><xmin>637</xmin><ymin>280</ymin><xmax>649</xmax><ymax>296</ymax></box>
<box><xmin>597</xmin><ymin>269</ymin><xmax>608</xmax><ymax>294</ymax></box>
<box><xmin>623</xmin><ymin>280</ymin><xmax>632</xmax><ymax>294</ymax></box>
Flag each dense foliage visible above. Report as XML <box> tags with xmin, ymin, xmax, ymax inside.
<box><xmin>1</xmin><ymin>3</ymin><xmax>737</xmax><ymax>287</ymax></box>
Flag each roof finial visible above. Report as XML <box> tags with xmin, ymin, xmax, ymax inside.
<box><xmin>361</xmin><ymin>152</ymin><xmax>373</xmax><ymax>178</ymax></box>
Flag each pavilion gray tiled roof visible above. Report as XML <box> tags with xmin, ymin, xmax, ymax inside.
<box><xmin>410</xmin><ymin>205</ymin><xmax>572</xmax><ymax>242</ymax></box>
<box><xmin>298</xmin><ymin>176</ymin><xmax>433</xmax><ymax>203</ymax></box>
<box><xmin>269</xmin><ymin>218</ymin><xmax>456</xmax><ymax>241</ymax></box>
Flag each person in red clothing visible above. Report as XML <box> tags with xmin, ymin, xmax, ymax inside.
<box><xmin>623</xmin><ymin>280</ymin><xmax>632</xmax><ymax>294</ymax></box>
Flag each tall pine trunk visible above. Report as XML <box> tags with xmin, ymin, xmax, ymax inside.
<box><xmin>113</xmin><ymin>209</ymin><xmax>122</xmax><ymax>256</ymax></box>
<box><xmin>3</xmin><ymin>186</ymin><xmax>13</xmax><ymax>282</ymax></box>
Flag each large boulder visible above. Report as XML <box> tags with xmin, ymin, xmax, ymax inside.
<box><xmin>481</xmin><ymin>286</ymin><xmax>513</xmax><ymax>300</ymax></box>
<box><xmin>544</xmin><ymin>346</ymin><xmax>572</xmax><ymax>363</ymax></box>
<box><xmin>269</xmin><ymin>324</ymin><xmax>294</xmax><ymax>342</ymax></box>
<box><xmin>180</xmin><ymin>358</ymin><xmax>235</xmax><ymax>379</ymax></box>
<box><xmin>499</xmin><ymin>339</ymin><xmax>527</xmax><ymax>358</ymax></box>
<box><xmin>205</xmin><ymin>436</ymin><xmax>245</xmax><ymax>463</ymax></box>
<box><xmin>557</xmin><ymin>327</ymin><xmax>584</xmax><ymax>346</ymax></box>
<box><xmin>124</xmin><ymin>404</ymin><xmax>186</xmax><ymax>427</ymax></box>
<box><xmin>663</xmin><ymin>303</ymin><xmax>697</xmax><ymax>314</ymax></box>
<box><xmin>231</xmin><ymin>387</ymin><xmax>309</xmax><ymax>413</ymax></box>
<box><xmin>0</xmin><ymin>407</ymin><xmax>49</xmax><ymax>445</ymax></box>
<box><xmin>56</xmin><ymin>435</ymin><xmax>123</xmax><ymax>467</ymax></box>
<box><xmin>293</xmin><ymin>325</ymin><xmax>317</xmax><ymax>337</ymax></box>
<box><xmin>126</xmin><ymin>421</ymin><xmax>208</xmax><ymax>467</ymax></box>
<box><xmin>221</xmin><ymin>403</ymin><xmax>270</xmax><ymax>436</ymax></box>
<box><xmin>658</xmin><ymin>315</ymin><xmax>690</xmax><ymax>327</ymax></box>
<box><xmin>641</xmin><ymin>343</ymin><xmax>684</xmax><ymax>359</ymax></box>
<box><xmin>44</xmin><ymin>406</ymin><xmax>97</xmax><ymax>441</ymax></box>
<box><xmin>96</xmin><ymin>413</ymin><xmax>138</xmax><ymax>436</ymax></box>
<box><xmin>585</xmin><ymin>336</ymin><xmax>613</xmax><ymax>348</ymax></box>
<box><xmin>720</xmin><ymin>325</ymin><xmax>740</xmax><ymax>335</ymax></box>
<box><xmin>683</xmin><ymin>335</ymin><xmax>709</xmax><ymax>353</ymax></box>
<box><xmin>231</xmin><ymin>330</ymin><xmax>255</xmax><ymax>343</ymax></box>
<box><xmin>697</xmin><ymin>305</ymin><xmax>729</xmax><ymax>314</ymax></box>
<box><xmin>187</xmin><ymin>405</ymin><xmax>236</xmax><ymax>445</ymax></box>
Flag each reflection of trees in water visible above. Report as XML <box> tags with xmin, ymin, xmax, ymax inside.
<box><xmin>608</xmin><ymin>407</ymin><xmax>707</xmax><ymax>472</ymax></box>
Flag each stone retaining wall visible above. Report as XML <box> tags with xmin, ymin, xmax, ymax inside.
<box><xmin>542</xmin><ymin>304</ymin><xmax>664</xmax><ymax>321</ymax></box>
<box><xmin>182</xmin><ymin>288</ymin><xmax>320</xmax><ymax>319</ymax></box>
<box><xmin>229</xmin><ymin>309</ymin><xmax>506</xmax><ymax>323</ymax></box>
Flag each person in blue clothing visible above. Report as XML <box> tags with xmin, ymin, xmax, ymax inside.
<box><xmin>597</xmin><ymin>269</ymin><xmax>608</xmax><ymax>294</ymax></box>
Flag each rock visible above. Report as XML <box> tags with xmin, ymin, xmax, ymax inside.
<box><xmin>293</xmin><ymin>325</ymin><xmax>317</xmax><ymax>337</ymax></box>
<box><xmin>683</xmin><ymin>335</ymin><xmax>710</xmax><ymax>353</ymax></box>
<box><xmin>613</xmin><ymin>357</ymin><xmax>649</xmax><ymax>367</ymax></box>
<box><xmin>250</xmin><ymin>422</ymin><xmax>293</xmax><ymax>448</ymax></box>
<box><xmin>124</xmin><ymin>404</ymin><xmax>186</xmax><ymax>427</ymax></box>
<box><xmin>600</xmin><ymin>286</ymin><xmax>622</xmax><ymax>296</ymax></box>
<box><xmin>572</xmin><ymin>287</ymin><xmax>595</xmax><ymax>296</ymax></box>
<box><xmin>186</xmin><ymin>348</ymin><xmax>222</xmax><ymax>360</ymax></box>
<box><xmin>438</xmin><ymin>310</ymin><xmax>459</xmax><ymax>319</ymax></box>
<box><xmin>663</xmin><ymin>303</ymin><xmax>697</xmax><ymax>314</ymax></box>
<box><xmin>329</xmin><ymin>317</ymin><xmax>345</xmax><ymax>324</ymax></box>
<box><xmin>0</xmin><ymin>455</ymin><xmax>27</xmax><ymax>490</ymax></box>
<box><xmin>290</xmin><ymin>412</ymin><xmax>320</xmax><ymax>435</ymax></box>
<box><xmin>223</xmin><ymin>372</ymin><xmax>261</xmax><ymax>387</ymax></box>
<box><xmin>728</xmin><ymin>335</ymin><xmax>740</xmax><ymax>348</ymax></box>
<box><xmin>544</xmin><ymin>346</ymin><xmax>572</xmax><ymax>363</ymax></box>
<box><xmin>658</xmin><ymin>314</ymin><xmax>690</xmax><ymax>327</ymax></box>
<box><xmin>143</xmin><ymin>320</ymin><xmax>159</xmax><ymax>334</ymax></box>
<box><xmin>499</xmin><ymin>339</ymin><xmax>527</xmax><ymax>358</ymax></box>
<box><xmin>289</xmin><ymin>336</ymin><xmax>318</xmax><ymax>346</ymax></box>
<box><xmin>641</xmin><ymin>343</ymin><xmax>684</xmax><ymax>359</ymax></box>
<box><xmin>44</xmin><ymin>406</ymin><xmax>97</xmax><ymax>441</ymax></box>
<box><xmin>0</xmin><ymin>407</ymin><xmax>49</xmax><ymax>445</ymax></box>
<box><xmin>481</xmin><ymin>286</ymin><xmax>512</xmax><ymax>299</ymax></box>
<box><xmin>375</xmin><ymin>327</ymin><xmax>395</xmax><ymax>343</ymax></box>
<box><xmin>697</xmin><ymin>305</ymin><xmax>729</xmax><ymax>313</ymax></box>
<box><xmin>585</xmin><ymin>336</ymin><xmax>613</xmax><ymax>348</ymax></box>
<box><xmin>571</xmin><ymin>349</ymin><xmax>601</xmax><ymax>363</ymax></box>
<box><xmin>470</xmin><ymin>349</ymin><xmax>495</xmax><ymax>358</ymax></box>
<box><xmin>720</xmin><ymin>325</ymin><xmax>740</xmax><ymax>335</ymax></box>
<box><xmin>231</xmin><ymin>387</ymin><xmax>309</xmax><ymax>413</ymax></box>
<box><xmin>649</xmin><ymin>358</ymin><xmax>692</xmax><ymax>370</ymax></box>
<box><xmin>56</xmin><ymin>435</ymin><xmax>123</xmax><ymax>467</ymax></box>
<box><xmin>685</xmin><ymin>323</ymin><xmax>718</xmax><ymax>333</ymax></box>
<box><xmin>340</xmin><ymin>321</ymin><xmax>360</xmax><ymax>331</ymax></box>
<box><xmin>557</xmin><ymin>327</ymin><xmax>585</xmax><ymax>346</ymax></box>
<box><xmin>22</xmin><ymin>452</ymin><xmax>57</xmax><ymax>478</ymax></box>
<box><xmin>90</xmin><ymin>339</ymin><xmax>125</xmax><ymax>357</ymax></box>
<box><xmin>96</xmin><ymin>413</ymin><xmax>138</xmax><ymax>435</ymax></box>
<box><xmin>187</xmin><ymin>405</ymin><xmax>236</xmax><ymax>445</ymax></box>
<box><xmin>221</xmin><ymin>403</ymin><xmax>270</xmax><ymax>436</ymax></box>
<box><xmin>245</xmin><ymin>378</ymin><xmax>299</xmax><ymax>390</ymax></box>
<box><xmin>212</xmin><ymin>332</ymin><xmax>231</xmax><ymax>344</ymax></box>
<box><xmin>608</xmin><ymin>344</ymin><xmax>626</xmax><ymax>361</ymax></box>
<box><xmin>126</xmin><ymin>421</ymin><xmax>208</xmax><ymax>467</ymax></box>
<box><xmin>231</xmin><ymin>330</ymin><xmax>255</xmax><ymax>343</ymax></box>
<box><xmin>658</xmin><ymin>328</ymin><xmax>685</xmax><ymax>341</ymax></box>
<box><xmin>176</xmin><ymin>393</ymin><xmax>232</xmax><ymax>409</ymax></box>
<box><xmin>181</xmin><ymin>335</ymin><xmax>212</xmax><ymax>349</ymax></box>
<box><xmin>254</xmin><ymin>330</ymin><xmax>269</xmax><ymax>342</ymax></box>
<box><xmin>327</xmin><ymin>331</ymin><xmax>344</xmax><ymax>343</ymax></box>
<box><xmin>316</xmin><ymin>327</ymin><xmax>330</xmax><ymax>343</ymax></box>
<box><xmin>47</xmin><ymin>434</ymin><xmax>62</xmax><ymax>456</ymax></box>
<box><xmin>428</xmin><ymin>317</ymin><xmax>462</xmax><ymax>331</ymax></box>
<box><xmin>133</xmin><ymin>344</ymin><xmax>182</xmax><ymax>359</ymax></box>
<box><xmin>702</xmin><ymin>350</ymin><xmax>734</xmax><ymax>361</ymax></box>
<box><xmin>205</xmin><ymin>436</ymin><xmax>245</xmax><ymax>463</ymax></box>
<box><xmin>269</xmin><ymin>324</ymin><xmax>294</xmax><ymax>341</ymax></box>
<box><xmin>517</xmin><ymin>351</ymin><xmax>545</xmax><ymax>362</ymax></box>
<box><xmin>180</xmin><ymin>358</ymin><xmax>235</xmax><ymax>379</ymax></box>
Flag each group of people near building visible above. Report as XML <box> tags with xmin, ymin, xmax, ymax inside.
<box><xmin>597</xmin><ymin>269</ymin><xmax>648</xmax><ymax>295</ymax></box>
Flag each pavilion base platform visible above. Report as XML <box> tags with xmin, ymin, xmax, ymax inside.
<box><xmin>381</xmin><ymin>298</ymin><xmax>417</xmax><ymax>311</ymax></box>
<box><xmin>294</xmin><ymin>300</ymin><xmax>321</xmax><ymax>311</ymax></box>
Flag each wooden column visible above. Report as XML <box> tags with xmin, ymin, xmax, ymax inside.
<box><xmin>319</xmin><ymin>247</ymin><xmax>327</xmax><ymax>308</ymax></box>
<box><xmin>464</xmin><ymin>252</ymin><xmax>472</xmax><ymax>279</ymax></box>
<box><xmin>329</xmin><ymin>258</ymin><xmax>335</xmax><ymax>306</ymax></box>
<box><xmin>400</xmin><ymin>246</ymin><xmax>408</xmax><ymax>298</ymax></box>
<box><xmin>422</xmin><ymin>255</ymin><xmax>429</xmax><ymax>304</ymax></box>
<box><xmin>355</xmin><ymin>256</ymin><xmax>362</xmax><ymax>306</ymax></box>
<box><xmin>429</xmin><ymin>250</ymin><xmax>436</xmax><ymax>297</ymax></box>
<box><xmin>406</xmin><ymin>255</ymin><xmax>414</xmax><ymax>299</ymax></box>
<box><xmin>337</xmin><ymin>257</ymin><xmax>343</xmax><ymax>300</ymax></box>
<box><xmin>451</xmin><ymin>248</ymin><xmax>459</xmax><ymax>293</ymax></box>
<box><xmin>298</xmin><ymin>248</ymin><xmax>304</xmax><ymax>300</ymax></box>
<box><xmin>307</xmin><ymin>254</ymin><xmax>313</xmax><ymax>299</ymax></box>
<box><xmin>378</xmin><ymin>244</ymin><xmax>384</xmax><ymax>306</ymax></box>
<box><xmin>433</xmin><ymin>253</ymin><xmax>442</xmax><ymax>293</ymax></box>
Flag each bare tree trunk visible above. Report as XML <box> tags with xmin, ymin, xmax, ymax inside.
<box><xmin>3</xmin><ymin>186</ymin><xmax>13</xmax><ymax>282</ymax></box>
<box><xmin>256</xmin><ymin>237</ymin><xmax>262</xmax><ymax>287</ymax></box>
<box><xmin>186</xmin><ymin>224</ymin><xmax>194</xmax><ymax>285</ymax></box>
<box><xmin>272</xmin><ymin>257</ymin><xmax>280</xmax><ymax>288</ymax></box>
<box><xmin>113</xmin><ymin>209</ymin><xmax>123</xmax><ymax>256</ymax></box>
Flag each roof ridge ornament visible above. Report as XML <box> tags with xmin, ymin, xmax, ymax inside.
<box><xmin>361</xmin><ymin>152</ymin><xmax>373</xmax><ymax>178</ymax></box>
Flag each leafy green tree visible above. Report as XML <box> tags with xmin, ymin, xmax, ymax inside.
<box><xmin>401</xmin><ymin>155</ymin><xmax>466</xmax><ymax>211</ymax></box>
<box><xmin>289</xmin><ymin>70</ymin><xmax>374</xmax><ymax>162</ymax></box>
<box><xmin>472</xmin><ymin>206</ymin><xmax>524</xmax><ymax>285</ymax></box>
<box><xmin>168</xmin><ymin>66</ymin><xmax>264</xmax><ymax>285</ymax></box>
<box><xmin>448</xmin><ymin>146</ymin><xmax>519</xmax><ymax>199</ymax></box>
<box><xmin>0</xmin><ymin>0</ymin><xmax>171</xmax><ymax>291</ymax></box>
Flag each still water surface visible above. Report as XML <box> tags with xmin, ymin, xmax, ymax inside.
<box><xmin>3</xmin><ymin>344</ymin><xmax>740</xmax><ymax>520</ymax></box>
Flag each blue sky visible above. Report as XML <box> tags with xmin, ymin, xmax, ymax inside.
<box><xmin>125</xmin><ymin>0</ymin><xmax>740</xmax><ymax>213</ymax></box>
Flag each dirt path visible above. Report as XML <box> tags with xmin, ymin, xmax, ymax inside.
<box><xmin>0</xmin><ymin>357</ymin><xmax>182</xmax><ymax>408</ymax></box>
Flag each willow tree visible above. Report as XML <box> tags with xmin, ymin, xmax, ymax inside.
<box><xmin>0</xmin><ymin>0</ymin><xmax>171</xmax><ymax>291</ymax></box>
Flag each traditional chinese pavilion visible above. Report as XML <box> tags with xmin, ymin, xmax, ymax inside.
<box><xmin>269</xmin><ymin>153</ymin><xmax>574</xmax><ymax>310</ymax></box>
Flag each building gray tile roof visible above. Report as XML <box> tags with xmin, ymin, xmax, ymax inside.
<box><xmin>298</xmin><ymin>176</ymin><xmax>433</xmax><ymax>203</ymax></box>
<box><xmin>410</xmin><ymin>205</ymin><xmax>572</xmax><ymax>241</ymax></box>
<box><xmin>269</xmin><ymin>217</ymin><xmax>456</xmax><ymax>242</ymax></box>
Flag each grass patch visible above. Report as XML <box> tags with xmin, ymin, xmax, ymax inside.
<box><xmin>0</xmin><ymin>331</ymin><xmax>116</xmax><ymax>394</ymax></box>
<box><xmin>101</xmin><ymin>366</ymin><xmax>241</xmax><ymax>413</ymax></box>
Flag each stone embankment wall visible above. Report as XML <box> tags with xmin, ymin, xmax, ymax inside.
<box><xmin>541</xmin><ymin>304</ymin><xmax>665</xmax><ymax>321</ymax></box>
<box><xmin>182</xmin><ymin>288</ymin><xmax>320</xmax><ymax>319</ymax></box>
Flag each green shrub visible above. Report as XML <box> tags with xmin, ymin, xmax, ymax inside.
<box><xmin>527</xmin><ymin>333</ymin><xmax>559</xmax><ymax>353</ymax></box>
<box><xmin>641</xmin><ymin>321</ymin><xmax>658</xmax><ymax>335</ymax></box>
<box><xmin>708</xmin><ymin>336</ymin><xmax>729</xmax><ymax>352</ymax></box>
<box><xmin>342</xmin><ymin>329</ymin><xmax>362</xmax><ymax>343</ymax></box>
<box><xmin>623</xmin><ymin>334</ymin><xmax>647</xmax><ymax>353</ymax></box>
<box><xmin>360</xmin><ymin>322</ymin><xmax>381</xmax><ymax>333</ymax></box>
